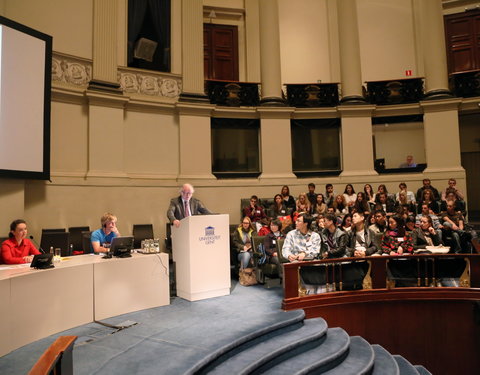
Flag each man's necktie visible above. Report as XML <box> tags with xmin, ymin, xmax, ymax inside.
<box><xmin>184</xmin><ymin>201</ymin><xmax>190</xmax><ymax>217</ymax></box>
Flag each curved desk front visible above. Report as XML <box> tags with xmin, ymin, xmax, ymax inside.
<box><xmin>0</xmin><ymin>253</ymin><xmax>170</xmax><ymax>357</ymax></box>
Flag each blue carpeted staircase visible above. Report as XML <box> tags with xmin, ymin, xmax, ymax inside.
<box><xmin>190</xmin><ymin>312</ymin><xmax>431</xmax><ymax>375</ymax></box>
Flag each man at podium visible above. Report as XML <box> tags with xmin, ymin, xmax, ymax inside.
<box><xmin>167</xmin><ymin>184</ymin><xmax>212</xmax><ymax>227</ymax></box>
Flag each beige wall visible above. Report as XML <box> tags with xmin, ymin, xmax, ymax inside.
<box><xmin>357</xmin><ymin>0</ymin><xmax>418</xmax><ymax>81</ymax></box>
<box><xmin>0</xmin><ymin>0</ymin><xmax>93</xmax><ymax>59</ymax></box>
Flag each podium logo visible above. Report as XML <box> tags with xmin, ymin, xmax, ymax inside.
<box><xmin>199</xmin><ymin>226</ymin><xmax>221</xmax><ymax>245</ymax></box>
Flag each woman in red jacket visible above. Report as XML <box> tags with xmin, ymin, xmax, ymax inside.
<box><xmin>1</xmin><ymin>219</ymin><xmax>40</xmax><ymax>264</ymax></box>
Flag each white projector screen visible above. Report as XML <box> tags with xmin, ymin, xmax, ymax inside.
<box><xmin>0</xmin><ymin>16</ymin><xmax>51</xmax><ymax>180</ymax></box>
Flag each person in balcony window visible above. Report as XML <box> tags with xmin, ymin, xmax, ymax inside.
<box><xmin>312</xmin><ymin>193</ymin><xmax>327</xmax><ymax>217</ymax></box>
<box><xmin>381</xmin><ymin>216</ymin><xmax>414</xmax><ymax>255</ymax></box>
<box><xmin>399</xmin><ymin>154</ymin><xmax>417</xmax><ymax>168</ymax></box>
<box><xmin>1</xmin><ymin>219</ymin><xmax>40</xmax><ymax>264</ymax></box>
<box><xmin>270</xmin><ymin>194</ymin><xmax>288</xmax><ymax>218</ymax></box>
<box><xmin>233</xmin><ymin>217</ymin><xmax>256</xmax><ymax>269</ymax></box>
<box><xmin>280</xmin><ymin>185</ymin><xmax>296</xmax><ymax>212</ymax></box>
<box><xmin>343</xmin><ymin>184</ymin><xmax>356</xmax><ymax>210</ymax></box>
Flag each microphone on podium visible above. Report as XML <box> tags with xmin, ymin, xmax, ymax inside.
<box><xmin>29</xmin><ymin>235</ymin><xmax>46</xmax><ymax>254</ymax></box>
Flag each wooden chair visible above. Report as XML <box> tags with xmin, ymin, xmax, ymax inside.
<box><xmin>28</xmin><ymin>335</ymin><xmax>77</xmax><ymax>375</ymax></box>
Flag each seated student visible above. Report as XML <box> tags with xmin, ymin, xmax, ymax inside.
<box><xmin>395</xmin><ymin>182</ymin><xmax>416</xmax><ymax>205</ymax></box>
<box><xmin>417</xmin><ymin>188</ymin><xmax>439</xmax><ymax>214</ymax></box>
<box><xmin>375</xmin><ymin>192</ymin><xmax>396</xmax><ymax>216</ymax></box>
<box><xmin>441</xmin><ymin>178</ymin><xmax>464</xmax><ymax>201</ymax></box>
<box><xmin>282</xmin><ymin>213</ymin><xmax>321</xmax><ymax>262</ymax></box>
<box><xmin>416</xmin><ymin>178</ymin><xmax>440</xmax><ymax>202</ymax></box>
<box><xmin>320</xmin><ymin>213</ymin><xmax>348</xmax><ymax>259</ymax></box>
<box><xmin>270</xmin><ymin>194</ymin><xmax>289</xmax><ymax>218</ymax></box>
<box><xmin>395</xmin><ymin>191</ymin><xmax>416</xmax><ymax>215</ymax></box>
<box><xmin>295</xmin><ymin>193</ymin><xmax>312</xmax><ymax>215</ymax></box>
<box><xmin>381</xmin><ymin>216</ymin><xmax>414</xmax><ymax>255</ymax></box>
<box><xmin>311</xmin><ymin>214</ymin><xmax>325</xmax><ymax>234</ymax></box>
<box><xmin>233</xmin><ymin>217</ymin><xmax>256</xmax><ymax>269</ymax></box>
<box><xmin>405</xmin><ymin>215</ymin><xmax>416</xmax><ymax>233</ymax></box>
<box><xmin>280</xmin><ymin>185</ymin><xmax>296</xmax><ymax>212</ymax></box>
<box><xmin>363</xmin><ymin>184</ymin><xmax>376</xmax><ymax>206</ymax></box>
<box><xmin>346</xmin><ymin>212</ymin><xmax>378</xmax><ymax>257</ymax></box>
<box><xmin>324</xmin><ymin>183</ymin><xmax>337</xmax><ymax>207</ymax></box>
<box><xmin>412</xmin><ymin>215</ymin><xmax>442</xmax><ymax>250</ymax></box>
<box><xmin>441</xmin><ymin>200</ymin><xmax>465</xmax><ymax>253</ymax></box>
<box><xmin>243</xmin><ymin>195</ymin><xmax>267</xmax><ymax>226</ymax></box>
<box><xmin>343</xmin><ymin>184</ymin><xmax>357</xmax><ymax>209</ymax></box>
<box><xmin>375</xmin><ymin>184</ymin><xmax>393</xmax><ymax>203</ymax></box>
<box><xmin>306</xmin><ymin>183</ymin><xmax>317</xmax><ymax>206</ymax></box>
<box><xmin>440</xmin><ymin>190</ymin><xmax>466</xmax><ymax>216</ymax></box>
<box><xmin>263</xmin><ymin>219</ymin><xmax>285</xmax><ymax>278</ymax></box>
<box><xmin>312</xmin><ymin>193</ymin><xmax>327</xmax><ymax>217</ymax></box>
<box><xmin>353</xmin><ymin>192</ymin><xmax>371</xmax><ymax>215</ymax></box>
<box><xmin>257</xmin><ymin>217</ymin><xmax>272</xmax><ymax>236</ymax></box>
<box><xmin>415</xmin><ymin>203</ymin><xmax>443</xmax><ymax>239</ymax></box>
<box><xmin>91</xmin><ymin>212</ymin><xmax>121</xmax><ymax>253</ymax></box>
<box><xmin>341</xmin><ymin>214</ymin><xmax>353</xmax><ymax>232</ymax></box>
<box><xmin>332</xmin><ymin>194</ymin><xmax>348</xmax><ymax>217</ymax></box>
<box><xmin>1</xmin><ymin>219</ymin><xmax>41</xmax><ymax>264</ymax></box>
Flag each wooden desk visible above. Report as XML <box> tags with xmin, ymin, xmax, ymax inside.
<box><xmin>0</xmin><ymin>253</ymin><xmax>169</xmax><ymax>357</ymax></box>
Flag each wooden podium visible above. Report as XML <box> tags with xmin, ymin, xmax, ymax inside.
<box><xmin>171</xmin><ymin>214</ymin><xmax>231</xmax><ymax>301</ymax></box>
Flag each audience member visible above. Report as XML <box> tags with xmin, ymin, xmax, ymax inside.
<box><xmin>395</xmin><ymin>191</ymin><xmax>415</xmax><ymax>214</ymax></box>
<box><xmin>257</xmin><ymin>217</ymin><xmax>272</xmax><ymax>236</ymax></box>
<box><xmin>376</xmin><ymin>192</ymin><xmax>396</xmax><ymax>216</ymax></box>
<box><xmin>167</xmin><ymin>183</ymin><xmax>211</xmax><ymax>227</ymax></box>
<box><xmin>405</xmin><ymin>215</ymin><xmax>416</xmax><ymax>233</ymax></box>
<box><xmin>370</xmin><ymin>210</ymin><xmax>388</xmax><ymax>249</ymax></box>
<box><xmin>418</xmin><ymin>188</ymin><xmax>439</xmax><ymax>214</ymax></box>
<box><xmin>307</xmin><ymin>183</ymin><xmax>317</xmax><ymax>206</ymax></box>
<box><xmin>324</xmin><ymin>183</ymin><xmax>337</xmax><ymax>207</ymax></box>
<box><xmin>91</xmin><ymin>212</ymin><xmax>121</xmax><ymax>253</ymax></box>
<box><xmin>243</xmin><ymin>195</ymin><xmax>267</xmax><ymax>226</ymax></box>
<box><xmin>311</xmin><ymin>215</ymin><xmax>325</xmax><ymax>234</ymax></box>
<box><xmin>354</xmin><ymin>192</ymin><xmax>371</xmax><ymax>215</ymax></box>
<box><xmin>441</xmin><ymin>178</ymin><xmax>464</xmax><ymax>201</ymax></box>
<box><xmin>270</xmin><ymin>194</ymin><xmax>289</xmax><ymax>218</ymax></box>
<box><xmin>395</xmin><ymin>182</ymin><xmax>416</xmax><ymax>204</ymax></box>
<box><xmin>320</xmin><ymin>213</ymin><xmax>348</xmax><ymax>259</ymax></box>
<box><xmin>399</xmin><ymin>155</ymin><xmax>417</xmax><ymax>168</ymax></box>
<box><xmin>1</xmin><ymin>219</ymin><xmax>40</xmax><ymax>264</ymax></box>
<box><xmin>343</xmin><ymin>184</ymin><xmax>356</xmax><ymax>209</ymax></box>
<box><xmin>282</xmin><ymin>213</ymin><xmax>321</xmax><ymax>262</ymax></box>
<box><xmin>440</xmin><ymin>190</ymin><xmax>466</xmax><ymax>216</ymax></box>
<box><xmin>280</xmin><ymin>185</ymin><xmax>296</xmax><ymax>211</ymax></box>
<box><xmin>296</xmin><ymin>193</ymin><xmax>312</xmax><ymax>215</ymax></box>
<box><xmin>363</xmin><ymin>184</ymin><xmax>376</xmax><ymax>205</ymax></box>
<box><xmin>332</xmin><ymin>194</ymin><xmax>348</xmax><ymax>216</ymax></box>
<box><xmin>346</xmin><ymin>212</ymin><xmax>378</xmax><ymax>257</ymax></box>
<box><xmin>412</xmin><ymin>215</ymin><xmax>442</xmax><ymax>250</ymax></box>
<box><xmin>415</xmin><ymin>203</ymin><xmax>443</xmax><ymax>239</ymax></box>
<box><xmin>416</xmin><ymin>178</ymin><xmax>440</xmax><ymax>202</ymax></box>
<box><xmin>262</xmin><ymin>218</ymin><xmax>285</xmax><ymax>278</ymax></box>
<box><xmin>381</xmin><ymin>216</ymin><xmax>414</xmax><ymax>255</ymax></box>
<box><xmin>375</xmin><ymin>184</ymin><xmax>391</xmax><ymax>203</ymax></box>
<box><xmin>312</xmin><ymin>193</ymin><xmax>327</xmax><ymax>217</ymax></box>
<box><xmin>233</xmin><ymin>217</ymin><xmax>256</xmax><ymax>269</ymax></box>
<box><xmin>341</xmin><ymin>214</ymin><xmax>353</xmax><ymax>232</ymax></box>
<box><xmin>441</xmin><ymin>201</ymin><xmax>465</xmax><ymax>253</ymax></box>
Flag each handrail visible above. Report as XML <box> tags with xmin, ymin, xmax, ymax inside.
<box><xmin>283</xmin><ymin>254</ymin><xmax>480</xmax><ymax>309</ymax></box>
<box><xmin>28</xmin><ymin>335</ymin><xmax>77</xmax><ymax>375</ymax></box>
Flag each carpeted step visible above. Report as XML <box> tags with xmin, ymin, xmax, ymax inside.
<box><xmin>393</xmin><ymin>355</ymin><xmax>420</xmax><ymax>375</ymax></box>
<box><xmin>259</xmin><ymin>327</ymin><xmax>350</xmax><ymax>375</ymax></box>
<box><xmin>188</xmin><ymin>310</ymin><xmax>306</xmax><ymax>375</ymax></box>
<box><xmin>320</xmin><ymin>336</ymin><xmax>375</xmax><ymax>375</ymax></box>
<box><xmin>205</xmin><ymin>317</ymin><xmax>328</xmax><ymax>375</ymax></box>
<box><xmin>414</xmin><ymin>365</ymin><xmax>432</xmax><ymax>375</ymax></box>
<box><xmin>371</xmin><ymin>344</ymin><xmax>400</xmax><ymax>375</ymax></box>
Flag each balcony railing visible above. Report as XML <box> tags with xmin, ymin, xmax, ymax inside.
<box><xmin>365</xmin><ymin>77</ymin><xmax>424</xmax><ymax>105</ymax></box>
<box><xmin>205</xmin><ymin>79</ymin><xmax>260</xmax><ymax>107</ymax></box>
<box><xmin>285</xmin><ymin>83</ymin><xmax>340</xmax><ymax>107</ymax></box>
<box><xmin>449</xmin><ymin>69</ymin><xmax>480</xmax><ymax>98</ymax></box>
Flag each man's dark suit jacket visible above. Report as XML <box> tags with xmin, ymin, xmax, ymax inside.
<box><xmin>167</xmin><ymin>196</ymin><xmax>211</xmax><ymax>223</ymax></box>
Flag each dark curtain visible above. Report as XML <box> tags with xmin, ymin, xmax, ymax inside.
<box><xmin>147</xmin><ymin>0</ymin><xmax>171</xmax><ymax>70</ymax></box>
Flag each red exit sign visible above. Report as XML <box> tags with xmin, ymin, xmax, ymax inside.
<box><xmin>405</xmin><ymin>70</ymin><xmax>412</xmax><ymax>76</ymax></box>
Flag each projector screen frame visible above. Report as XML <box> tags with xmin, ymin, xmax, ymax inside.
<box><xmin>0</xmin><ymin>15</ymin><xmax>52</xmax><ymax>181</ymax></box>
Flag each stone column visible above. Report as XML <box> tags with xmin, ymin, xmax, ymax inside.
<box><xmin>337</xmin><ymin>0</ymin><xmax>365</xmax><ymax>103</ymax></box>
<box><xmin>259</xmin><ymin>0</ymin><xmax>285</xmax><ymax>106</ymax></box>
<box><xmin>339</xmin><ymin>106</ymin><xmax>378</xmax><ymax>177</ymax></box>
<box><xmin>417</xmin><ymin>0</ymin><xmax>451</xmax><ymax>99</ymax></box>
<box><xmin>89</xmin><ymin>0</ymin><xmax>121</xmax><ymax>92</ymax></box>
<box><xmin>179</xmin><ymin>0</ymin><xmax>208</xmax><ymax>102</ymax></box>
